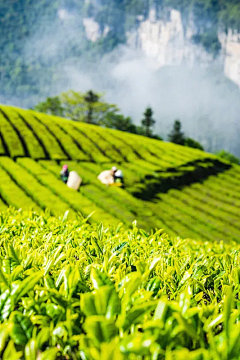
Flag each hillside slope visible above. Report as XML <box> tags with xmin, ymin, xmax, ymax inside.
<box><xmin>0</xmin><ymin>104</ymin><xmax>240</xmax><ymax>242</ymax></box>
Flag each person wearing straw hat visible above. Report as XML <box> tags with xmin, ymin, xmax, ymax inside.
<box><xmin>98</xmin><ymin>166</ymin><xmax>117</xmax><ymax>186</ymax></box>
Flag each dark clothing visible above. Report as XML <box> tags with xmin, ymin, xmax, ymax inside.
<box><xmin>114</xmin><ymin>175</ymin><xmax>124</xmax><ymax>183</ymax></box>
<box><xmin>114</xmin><ymin>175</ymin><xmax>124</xmax><ymax>187</ymax></box>
<box><xmin>60</xmin><ymin>169</ymin><xmax>69</xmax><ymax>184</ymax></box>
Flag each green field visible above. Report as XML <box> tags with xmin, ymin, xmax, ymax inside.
<box><xmin>0</xmin><ymin>105</ymin><xmax>240</xmax><ymax>359</ymax></box>
<box><xmin>0</xmin><ymin>104</ymin><xmax>240</xmax><ymax>242</ymax></box>
<box><xmin>0</xmin><ymin>209</ymin><xmax>239</xmax><ymax>359</ymax></box>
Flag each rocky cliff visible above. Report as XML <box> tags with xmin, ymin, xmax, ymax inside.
<box><xmin>129</xmin><ymin>8</ymin><xmax>240</xmax><ymax>88</ymax></box>
<box><xmin>84</xmin><ymin>8</ymin><xmax>240</xmax><ymax>88</ymax></box>
<box><xmin>222</xmin><ymin>30</ymin><xmax>240</xmax><ymax>87</ymax></box>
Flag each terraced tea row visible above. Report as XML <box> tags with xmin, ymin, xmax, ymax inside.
<box><xmin>0</xmin><ymin>105</ymin><xmax>212</xmax><ymax>167</ymax></box>
<box><xmin>0</xmin><ymin>154</ymin><xmax>239</xmax><ymax>241</ymax></box>
<box><xmin>0</xmin><ymin>157</ymin><xmax>119</xmax><ymax>225</ymax></box>
<box><xmin>1</xmin><ymin>104</ymin><xmax>240</xmax><ymax>242</ymax></box>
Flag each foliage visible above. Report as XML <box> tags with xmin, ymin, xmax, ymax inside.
<box><xmin>101</xmin><ymin>114</ymin><xmax>138</xmax><ymax>133</ymax></box>
<box><xmin>168</xmin><ymin>120</ymin><xmax>185</xmax><ymax>145</ymax></box>
<box><xmin>59</xmin><ymin>91</ymin><xmax>88</xmax><ymax>122</ymax></box>
<box><xmin>141</xmin><ymin>107</ymin><xmax>156</xmax><ymax>137</ymax></box>
<box><xmin>34</xmin><ymin>91</ymin><xmax>119</xmax><ymax>125</ymax></box>
<box><xmin>34</xmin><ymin>97</ymin><xmax>64</xmax><ymax>117</ymax></box>
<box><xmin>34</xmin><ymin>92</ymin><xmax>160</xmax><ymax>138</ymax></box>
<box><xmin>0</xmin><ymin>209</ymin><xmax>239</xmax><ymax>359</ymax></box>
<box><xmin>192</xmin><ymin>31</ymin><xmax>221</xmax><ymax>57</ymax></box>
<box><xmin>84</xmin><ymin>90</ymin><xmax>100</xmax><ymax>124</ymax></box>
<box><xmin>185</xmin><ymin>137</ymin><xmax>204</xmax><ymax>150</ymax></box>
<box><xmin>216</xmin><ymin>149</ymin><xmax>240</xmax><ymax>164</ymax></box>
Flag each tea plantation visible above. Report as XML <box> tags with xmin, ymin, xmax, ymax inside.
<box><xmin>0</xmin><ymin>104</ymin><xmax>240</xmax><ymax>242</ymax></box>
<box><xmin>0</xmin><ymin>105</ymin><xmax>240</xmax><ymax>359</ymax></box>
<box><xmin>0</xmin><ymin>209</ymin><xmax>239</xmax><ymax>359</ymax></box>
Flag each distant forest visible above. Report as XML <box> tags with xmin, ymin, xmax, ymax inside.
<box><xmin>1</xmin><ymin>0</ymin><xmax>240</xmax><ymax>103</ymax></box>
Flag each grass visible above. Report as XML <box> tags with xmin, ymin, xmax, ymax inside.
<box><xmin>0</xmin><ymin>209</ymin><xmax>239</xmax><ymax>359</ymax></box>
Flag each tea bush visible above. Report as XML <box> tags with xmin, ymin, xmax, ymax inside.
<box><xmin>0</xmin><ymin>209</ymin><xmax>239</xmax><ymax>359</ymax></box>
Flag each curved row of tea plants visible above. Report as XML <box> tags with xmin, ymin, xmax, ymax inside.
<box><xmin>0</xmin><ymin>150</ymin><xmax>240</xmax><ymax>241</ymax></box>
<box><xmin>1</xmin><ymin>104</ymin><xmax>240</xmax><ymax>242</ymax></box>
<box><xmin>63</xmin><ymin>160</ymin><xmax>240</xmax><ymax>243</ymax></box>
<box><xmin>0</xmin><ymin>104</ymin><xmax>212</xmax><ymax>166</ymax></box>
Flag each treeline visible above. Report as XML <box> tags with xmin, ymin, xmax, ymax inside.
<box><xmin>35</xmin><ymin>89</ymin><xmax>240</xmax><ymax>163</ymax></box>
<box><xmin>34</xmin><ymin>90</ymin><xmax>205</xmax><ymax>151</ymax></box>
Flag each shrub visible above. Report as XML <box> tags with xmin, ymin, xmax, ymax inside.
<box><xmin>216</xmin><ymin>149</ymin><xmax>240</xmax><ymax>165</ymax></box>
<box><xmin>0</xmin><ymin>209</ymin><xmax>239</xmax><ymax>359</ymax></box>
<box><xmin>185</xmin><ymin>137</ymin><xmax>204</xmax><ymax>151</ymax></box>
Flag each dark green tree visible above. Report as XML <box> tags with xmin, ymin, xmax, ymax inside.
<box><xmin>34</xmin><ymin>96</ymin><xmax>64</xmax><ymax>117</ymax></box>
<box><xmin>84</xmin><ymin>90</ymin><xmax>100</xmax><ymax>124</ymax></box>
<box><xmin>141</xmin><ymin>107</ymin><xmax>156</xmax><ymax>137</ymax></box>
<box><xmin>216</xmin><ymin>150</ymin><xmax>240</xmax><ymax>164</ymax></box>
<box><xmin>168</xmin><ymin>120</ymin><xmax>185</xmax><ymax>145</ymax></box>
<box><xmin>34</xmin><ymin>90</ymin><xmax>118</xmax><ymax>124</ymax></box>
<box><xmin>101</xmin><ymin>114</ymin><xmax>138</xmax><ymax>133</ymax></box>
<box><xmin>185</xmin><ymin>137</ymin><xmax>204</xmax><ymax>150</ymax></box>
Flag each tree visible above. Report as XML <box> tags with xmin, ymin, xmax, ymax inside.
<box><xmin>168</xmin><ymin>120</ymin><xmax>185</xmax><ymax>145</ymax></box>
<box><xmin>216</xmin><ymin>150</ymin><xmax>240</xmax><ymax>165</ymax></box>
<box><xmin>184</xmin><ymin>137</ymin><xmax>204</xmax><ymax>150</ymax></box>
<box><xmin>100</xmin><ymin>113</ymin><xmax>138</xmax><ymax>133</ymax></box>
<box><xmin>141</xmin><ymin>107</ymin><xmax>156</xmax><ymax>137</ymax></box>
<box><xmin>60</xmin><ymin>91</ymin><xmax>86</xmax><ymax>122</ymax></box>
<box><xmin>151</xmin><ymin>134</ymin><xmax>163</xmax><ymax>140</ymax></box>
<box><xmin>34</xmin><ymin>96</ymin><xmax>64</xmax><ymax>117</ymax></box>
<box><xmin>84</xmin><ymin>90</ymin><xmax>100</xmax><ymax>124</ymax></box>
<box><xmin>60</xmin><ymin>90</ymin><xmax>118</xmax><ymax>124</ymax></box>
<box><xmin>34</xmin><ymin>90</ymin><xmax>119</xmax><ymax>124</ymax></box>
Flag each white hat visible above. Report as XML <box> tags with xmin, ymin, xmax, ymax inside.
<box><xmin>112</xmin><ymin>166</ymin><xmax>117</xmax><ymax>172</ymax></box>
<box><xmin>115</xmin><ymin>170</ymin><xmax>123</xmax><ymax>177</ymax></box>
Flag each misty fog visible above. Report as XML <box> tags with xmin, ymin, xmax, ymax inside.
<box><xmin>1</xmin><ymin>6</ymin><xmax>240</xmax><ymax>156</ymax></box>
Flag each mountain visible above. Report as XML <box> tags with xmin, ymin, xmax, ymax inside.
<box><xmin>1</xmin><ymin>0</ymin><xmax>240</xmax><ymax>103</ymax></box>
<box><xmin>1</xmin><ymin>104</ymin><xmax>240</xmax><ymax>243</ymax></box>
<box><xmin>127</xmin><ymin>8</ymin><xmax>240</xmax><ymax>88</ymax></box>
<box><xmin>1</xmin><ymin>0</ymin><xmax>240</xmax><ymax>156</ymax></box>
